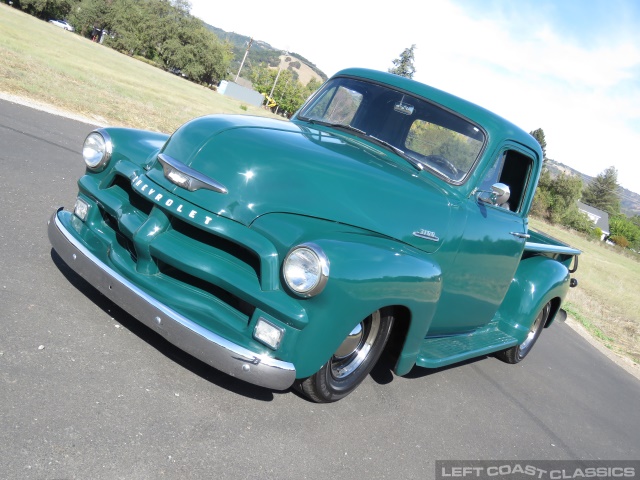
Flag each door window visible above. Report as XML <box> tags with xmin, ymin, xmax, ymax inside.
<box><xmin>478</xmin><ymin>149</ymin><xmax>533</xmax><ymax>213</ymax></box>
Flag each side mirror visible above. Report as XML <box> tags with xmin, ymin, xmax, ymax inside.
<box><xmin>475</xmin><ymin>182</ymin><xmax>511</xmax><ymax>208</ymax></box>
<box><xmin>491</xmin><ymin>183</ymin><xmax>510</xmax><ymax>207</ymax></box>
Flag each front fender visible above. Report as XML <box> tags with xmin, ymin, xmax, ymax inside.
<box><xmin>496</xmin><ymin>255</ymin><xmax>571</xmax><ymax>343</ymax></box>
<box><xmin>105</xmin><ymin>127</ymin><xmax>170</xmax><ymax>166</ymax></box>
<box><xmin>80</xmin><ymin>127</ymin><xmax>170</xmax><ymax>185</ymax></box>
<box><xmin>251</xmin><ymin>214</ymin><xmax>442</xmax><ymax>378</ymax></box>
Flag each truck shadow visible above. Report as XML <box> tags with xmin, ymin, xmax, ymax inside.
<box><xmin>50</xmin><ymin>250</ymin><xmax>282</xmax><ymax>402</ymax></box>
<box><xmin>370</xmin><ymin>351</ymin><xmax>489</xmax><ymax>385</ymax></box>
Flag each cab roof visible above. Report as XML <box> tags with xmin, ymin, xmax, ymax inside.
<box><xmin>333</xmin><ymin>68</ymin><xmax>541</xmax><ymax>158</ymax></box>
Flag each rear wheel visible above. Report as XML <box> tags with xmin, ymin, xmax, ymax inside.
<box><xmin>497</xmin><ymin>302</ymin><xmax>551</xmax><ymax>364</ymax></box>
<box><xmin>296</xmin><ymin>310</ymin><xmax>394</xmax><ymax>403</ymax></box>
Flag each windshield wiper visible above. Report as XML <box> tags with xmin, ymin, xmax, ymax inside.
<box><xmin>367</xmin><ymin>136</ymin><xmax>424</xmax><ymax>171</ymax></box>
<box><xmin>307</xmin><ymin>119</ymin><xmax>366</xmax><ymax>136</ymax></box>
<box><xmin>305</xmin><ymin>119</ymin><xmax>423</xmax><ymax>172</ymax></box>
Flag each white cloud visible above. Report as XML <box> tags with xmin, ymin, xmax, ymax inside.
<box><xmin>190</xmin><ymin>0</ymin><xmax>640</xmax><ymax>193</ymax></box>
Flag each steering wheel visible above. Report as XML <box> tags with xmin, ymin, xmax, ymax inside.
<box><xmin>423</xmin><ymin>155</ymin><xmax>460</xmax><ymax>179</ymax></box>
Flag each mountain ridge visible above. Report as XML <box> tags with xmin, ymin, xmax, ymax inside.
<box><xmin>546</xmin><ymin>159</ymin><xmax>640</xmax><ymax>217</ymax></box>
<box><xmin>203</xmin><ymin>23</ymin><xmax>327</xmax><ymax>84</ymax></box>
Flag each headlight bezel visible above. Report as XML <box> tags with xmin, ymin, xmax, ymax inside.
<box><xmin>82</xmin><ymin>129</ymin><xmax>113</xmax><ymax>172</ymax></box>
<box><xmin>282</xmin><ymin>242</ymin><xmax>330</xmax><ymax>298</ymax></box>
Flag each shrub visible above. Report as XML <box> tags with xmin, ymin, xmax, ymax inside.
<box><xmin>609</xmin><ymin>235</ymin><xmax>630</xmax><ymax>248</ymax></box>
<box><xmin>530</xmin><ymin>188</ymin><xmax>552</xmax><ymax>219</ymax></box>
<box><xmin>562</xmin><ymin>206</ymin><xmax>595</xmax><ymax>235</ymax></box>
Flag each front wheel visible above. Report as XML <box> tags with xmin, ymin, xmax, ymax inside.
<box><xmin>296</xmin><ymin>310</ymin><xmax>394</xmax><ymax>403</ymax></box>
<box><xmin>497</xmin><ymin>302</ymin><xmax>551</xmax><ymax>364</ymax></box>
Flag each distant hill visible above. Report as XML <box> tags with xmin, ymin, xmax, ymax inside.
<box><xmin>203</xmin><ymin>24</ymin><xmax>327</xmax><ymax>85</ymax></box>
<box><xmin>546</xmin><ymin>159</ymin><xmax>640</xmax><ymax>217</ymax></box>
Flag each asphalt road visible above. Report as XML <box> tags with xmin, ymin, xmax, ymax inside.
<box><xmin>1</xmin><ymin>99</ymin><xmax>639</xmax><ymax>480</ymax></box>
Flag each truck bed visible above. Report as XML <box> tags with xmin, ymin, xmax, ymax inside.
<box><xmin>525</xmin><ymin>229</ymin><xmax>581</xmax><ymax>257</ymax></box>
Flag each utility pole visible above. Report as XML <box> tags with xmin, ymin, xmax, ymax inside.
<box><xmin>268</xmin><ymin>63</ymin><xmax>283</xmax><ymax>103</ymax></box>
<box><xmin>235</xmin><ymin>38</ymin><xmax>253</xmax><ymax>82</ymax></box>
<box><xmin>267</xmin><ymin>51</ymin><xmax>288</xmax><ymax>110</ymax></box>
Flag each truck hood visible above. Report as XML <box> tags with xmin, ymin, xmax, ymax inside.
<box><xmin>146</xmin><ymin>115</ymin><xmax>452</xmax><ymax>252</ymax></box>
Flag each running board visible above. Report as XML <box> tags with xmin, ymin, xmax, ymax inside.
<box><xmin>416</xmin><ymin>322</ymin><xmax>519</xmax><ymax>369</ymax></box>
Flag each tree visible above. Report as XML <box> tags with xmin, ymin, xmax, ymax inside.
<box><xmin>609</xmin><ymin>215</ymin><xmax>640</xmax><ymax>249</ymax></box>
<box><xmin>18</xmin><ymin>0</ymin><xmax>74</xmax><ymax>20</ymax></box>
<box><xmin>250</xmin><ymin>65</ymin><xmax>320</xmax><ymax>116</ymax></box>
<box><xmin>581</xmin><ymin>166</ymin><xmax>621</xmax><ymax>216</ymax></box>
<box><xmin>68</xmin><ymin>0</ymin><xmax>113</xmax><ymax>38</ymax></box>
<box><xmin>93</xmin><ymin>0</ymin><xmax>230</xmax><ymax>84</ymax></box>
<box><xmin>531</xmin><ymin>170</ymin><xmax>593</xmax><ymax>235</ymax></box>
<box><xmin>388</xmin><ymin>45</ymin><xmax>416</xmax><ymax>79</ymax></box>
<box><xmin>529</xmin><ymin>128</ymin><xmax>547</xmax><ymax>164</ymax></box>
<box><xmin>546</xmin><ymin>174</ymin><xmax>584</xmax><ymax>225</ymax></box>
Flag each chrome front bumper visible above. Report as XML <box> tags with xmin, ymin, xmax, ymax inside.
<box><xmin>48</xmin><ymin>209</ymin><xmax>296</xmax><ymax>391</ymax></box>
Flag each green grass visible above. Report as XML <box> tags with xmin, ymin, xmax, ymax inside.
<box><xmin>0</xmin><ymin>5</ymin><xmax>280</xmax><ymax>132</ymax></box>
<box><xmin>563</xmin><ymin>303</ymin><xmax>614</xmax><ymax>347</ymax></box>
<box><xmin>530</xmin><ymin>217</ymin><xmax>640</xmax><ymax>363</ymax></box>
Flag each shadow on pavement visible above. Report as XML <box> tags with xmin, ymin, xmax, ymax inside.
<box><xmin>50</xmin><ymin>249</ymin><xmax>286</xmax><ymax>403</ymax></box>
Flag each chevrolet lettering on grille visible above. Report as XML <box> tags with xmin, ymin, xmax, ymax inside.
<box><xmin>132</xmin><ymin>175</ymin><xmax>216</xmax><ymax>225</ymax></box>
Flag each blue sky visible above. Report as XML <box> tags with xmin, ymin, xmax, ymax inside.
<box><xmin>190</xmin><ymin>0</ymin><xmax>640</xmax><ymax>195</ymax></box>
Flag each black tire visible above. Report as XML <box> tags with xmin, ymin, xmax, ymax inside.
<box><xmin>497</xmin><ymin>302</ymin><xmax>551</xmax><ymax>364</ymax></box>
<box><xmin>296</xmin><ymin>310</ymin><xmax>394</xmax><ymax>403</ymax></box>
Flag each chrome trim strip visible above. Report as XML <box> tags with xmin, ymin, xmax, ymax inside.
<box><xmin>157</xmin><ymin>153</ymin><xmax>228</xmax><ymax>194</ymax></box>
<box><xmin>524</xmin><ymin>241</ymin><xmax>581</xmax><ymax>256</ymax></box>
<box><xmin>48</xmin><ymin>209</ymin><xmax>295</xmax><ymax>390</ymax></box>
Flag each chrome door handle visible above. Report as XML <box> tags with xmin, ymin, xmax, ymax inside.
<box><xmin>510</xmin><ymin>232</ymin><xmax>530</xmax><ymax>239</ymax></box>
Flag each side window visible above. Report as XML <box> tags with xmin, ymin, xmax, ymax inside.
<box><xmin>304</xmin><ymin>86</ymin><xmax>363</xmax><ymax>124</ymax></box>
<box><xmin>479</xmin><ymin>149</ymin><xmax>533</xmax><ymax>212</ymax></box>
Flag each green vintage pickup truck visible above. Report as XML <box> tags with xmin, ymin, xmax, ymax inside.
<box><xmin>49</xmin><ymin>68</ymin><xmax>580</xmax><ymax>402</ymax></box>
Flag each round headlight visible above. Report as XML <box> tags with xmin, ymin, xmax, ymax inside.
<box><xmin>83</xmin><ymin>130</ymin><xmax>112</xmax><ymax>171</ymax></box>
<box><xmin>283</xmin><ymin>243</ymin><xmax>329</xmax><ymax>297</ymax></box>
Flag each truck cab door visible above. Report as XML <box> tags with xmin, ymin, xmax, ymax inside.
<box><xmin>427</xmin><ymin>146</ymin><xmax>536</xmax><ymax>335</ymax></box>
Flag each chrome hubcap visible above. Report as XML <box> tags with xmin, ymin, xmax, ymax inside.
<box><xmin>334</xmin><ymin>323</ymin><xmax>364</xmax><ymax>358</ymax></box>
<box><xmin>519</xmin><ymin>308</ymin><xmax>544</xmax><ymax>356</ymax></box>
<box><xmin>330</xmin><ymin>311</ymin><xmax>381</xmax><ymax>379</ymax></box>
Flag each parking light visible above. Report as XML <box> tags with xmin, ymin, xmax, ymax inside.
<box><xmin>254</xmin><ymin>317</ymin><xmax>285</xmax><ymax>350</ymax></box>
<box><xmin>74</xmin><ymin>197</ymin><xmax>90</xmax><ymax>221</ymax></box>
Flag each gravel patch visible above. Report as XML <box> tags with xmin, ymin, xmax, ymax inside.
<box><xmin>0</xmin><ymin>91</ymin><xmax>106</xmax><ymax>126</ymax></box>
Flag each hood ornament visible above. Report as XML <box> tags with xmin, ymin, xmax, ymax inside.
<box><xmin>157</xmin><ymin>153</ymin><xmax>228</xmax><ymax>194</ymax></box>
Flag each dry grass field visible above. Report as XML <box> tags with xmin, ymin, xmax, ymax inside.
<box><xmin>276</xmin><ymin>54</ymin><xmax>323</xmax><ymax>85</ymax></box>
<box><xmin>0</xmin><ymin>5</ymin><xmax>280</xmax><ymax>132</ymax></box>
<box><xmin>530</xmin><ymin>218</ymin><xmax>640</xmax><ymax>363</ymax></box>
<box><xmin>2</xmin><ymin>4</ymin><xmax>638</xmax><ymax>365</ymax></box>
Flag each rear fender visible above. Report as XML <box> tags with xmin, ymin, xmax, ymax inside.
<box><xmin>495</xmin><ymin>255</ymin><xmax>571</xmax><ymax>343</ymax></box>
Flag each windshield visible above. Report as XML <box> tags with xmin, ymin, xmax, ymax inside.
<box><xmin>297</xmin><ymin>77</ymin><xmax>485</xmax><ymax>182</ymax></box>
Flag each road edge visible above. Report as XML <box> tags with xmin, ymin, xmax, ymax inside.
<box><xmin>0</xmin><ymin>91</ymin><xmax>105</xmax><ymax>126</ymax></box>
<box><xmin>565</xmin><ymin>316</ymin><xmax>640</xmax><ymax>381</ymax></box>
